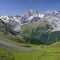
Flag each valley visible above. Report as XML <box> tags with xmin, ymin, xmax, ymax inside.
<box><xmin>0</xmin><ymin>10</ymin><xmax>60</xmax><ymax>60</ymax></box>
<box><xmin>0</xmin><ymin>41</ymin><xmax>60</xmax><ymax>60</ymax></box>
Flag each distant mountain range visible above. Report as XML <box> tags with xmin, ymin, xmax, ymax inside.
<box><xmin>0</xmin><ymin>10</ymin><xmax>60</xmax><ymax>44</ymax></box>
<box><xmin>0</xmin><ymin>10</ymin><xmax>60</xmax><ymax>32</ymax></box>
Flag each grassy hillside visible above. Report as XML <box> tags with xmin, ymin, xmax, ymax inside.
<box><xmin>0</xmin><ymin>48</ymin><xmax>14</xmax><ymax>60</ymax></box>
<box><xmin>50</xmin><ymin>41</ymin><xmax>60</xmax><ymax>47</ymax></box>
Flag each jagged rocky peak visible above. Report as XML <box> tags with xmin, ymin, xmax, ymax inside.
<box><xmin>20</xmin><ymin>9</ymin><xmax>43</xmax><ymax>24</ymax></box>
<box><xmin>27</xmin><ymin>9</ymin><xmax>39</xmax><ymax>16</ymax></box>
<box><xmin>23</xmin><ymin>9</ymin><xmax>39</xmax><ymax>18</ymax></box>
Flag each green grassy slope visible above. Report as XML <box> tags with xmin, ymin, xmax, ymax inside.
<box><xmin>0</xmin><ymin>48</ymin><xmax>14</xmax><ymax>60</ymax></box>
<box><xmin>50</xmin><ymin>41</ymin><xmax>60</xmax><ymax>47</ymax></box>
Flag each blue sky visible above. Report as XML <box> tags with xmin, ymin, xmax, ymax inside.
<box><xmin>0</xmin><ymin>0</ymin><xmax>60</xmax><ymax>15</ymax></box>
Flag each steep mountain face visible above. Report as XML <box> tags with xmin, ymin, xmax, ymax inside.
<box><xmin>21</xmin><ymin>20</ymin><xmax>54</xmax><ymax>44</ymax></box>
<box><xmin>43</xmin><ymin>10</ymin><xmax>60</xmax><ymax>31</ymax></box>
<box><xmin>0</xmin><ymin>16</ymin><xmax>21</xmax><ymax>23</ymax></box>
<box><xmin>0</xmin><ymin>19</ymin><xmax>17</xmax><ymax>35</ymax></box>
<box><xmin>22</xmin><ymin>20</ymin><xmax>60</xmax><ymax>44</ymax></box>
<box><xmin>20</xmin><ymin>10</ymin><xmax>44</xmax><ymax>24</ymax></box>
<box><xmin>0</xmin><ymin>16</ymin><xmax>22</xmax><ymax>32</ymax></box>
<box><xmin>20</xmin><ymin>10</ymin><xmax>60</xmax><ymax>32</ymax></box>
<box><xmin>0</xmin><ymin>20</ymin><xmax>6</xmax><ymax>33</ymax></box>
<box><xmin>19</xmin><ymin>10</ymin><xmax>60</xmax><ymax>30</ymax></box>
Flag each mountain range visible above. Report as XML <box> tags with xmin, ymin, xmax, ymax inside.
<box><xmin>0</xmin><ymin>10</ymin><xmax>60</xmax><ymax>44</ymax></box>
<box><xmin>0</xmin><ymin>10</ymin><xmax>60</xmax><ymax>32</ymax></box>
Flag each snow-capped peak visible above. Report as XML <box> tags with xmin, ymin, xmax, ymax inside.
<box><xmin>39</xmin><ymin>14</ymin><xmax>44</xmax><ymax>18</ymax></box>
<box><xmin>20</xmin><ymin>10</ymin><xmax>43</xmax><ymax>24</ymax></box>
<box><xmin>23</xmin><ymin>9</ymin><xmax>39</xmax><ymax>17</ymax></box>
<box><xmin>44</xmin><ymin>10</ymin><xmax>58</xmax><ymax>15</ymax></box>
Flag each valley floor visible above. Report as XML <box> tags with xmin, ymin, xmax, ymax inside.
<box><xmin>13</xmin><ymin>45</ymin><xmax>60</xmax><ymax>60</ymax></box>
<box><xmin>0</xmin><ymin>42</ymin><xmax>60</xmax><ymax>60</ymax></box>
